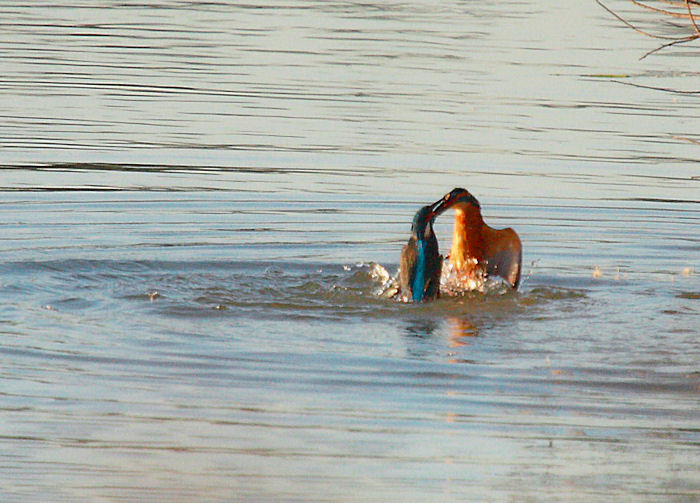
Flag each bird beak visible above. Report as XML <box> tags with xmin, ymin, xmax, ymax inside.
<box><xmin>427</xmin><ymin>198</ymin><xmax>447</xmax><ymax>220</ymax></box>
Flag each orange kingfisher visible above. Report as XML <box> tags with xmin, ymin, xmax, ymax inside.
<box><xmin>441</xmin><ymin>187</ymin><xmax>522</xmax><ymax>289</ymax></box>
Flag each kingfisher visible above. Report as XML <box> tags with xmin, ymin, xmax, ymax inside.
<box><xmin>399</xmin><ymin>194</ymin><xmax>453</xmax><ymax>302</ymax></box>
<box><xmin>441</xmin><ymin>187</ymin><xmax>522</xmax><ymax>289</ymax></box>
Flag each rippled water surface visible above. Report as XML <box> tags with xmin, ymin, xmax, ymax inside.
<box><xmin>1</xmin><ymin>1</ymin><xmax>699</xmax><ymax>502</ymax></box>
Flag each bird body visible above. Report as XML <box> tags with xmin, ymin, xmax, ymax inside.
<box><xmin>399</xmin><ymin>197</ymin><xmax>452</xmax><ymax>302</ymax></box>
<box><xmin>443</xmin><ymin>188</ymin><xmax>522</xmax><ymax>289</ymax></box>
<box><xmin>400</xmin><ymin>224</ymin><xmax>441</xmax><ymax>302</ymax></box>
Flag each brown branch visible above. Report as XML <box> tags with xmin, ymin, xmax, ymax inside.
<box><xmin>659</xmin><ymin>0</ymin><xmax>692</xmax><ymax>6</ymax></box>
<box><xmin>595</xmin><ymin>0</ymin><xmax>679</xmax><ymax>39</ymax></box>
<box><xmin>630</xmin><ymin>0</ymin><xmax>696</xmax><ymax>18</ymax></box>
<box><xmin>686</xmin><ymin>0</ymin><xmax>700</xmax><ymax>34</ymax></box>
<box><xmin>658</xmin><ymin>0</ymin><xmax>700</xmax><ymax>8</ymax></box>
<box><xmin>596</xmin><ymin>0</ymin><xmax>700</xmax><ymax>58</ymax></box>
<box><xmin>640</xmin><ymin>34</ymin><xmax>699</xmax><ymax>58</ymax></box>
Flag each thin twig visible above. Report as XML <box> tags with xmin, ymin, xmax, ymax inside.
<box><xmin>641</xmin><ymin>34</ymin><xmax>699</xmax><ymax>58</ymax></box>
<box><xmin>658</xmin><ymin>0</ymin><xmax>700</xmax><ymax>9</ymax></box>
<box><xmin>595</xmin><ymin>0</ymin><xmax>679</xmax><ymax>39</ymax></box>
<box><xmin>630</xmin><ymin>0</ymin><xmax>696</xmax><ymax>19</ymax></box>
<box><xmin>686</xmin><ymin>0</ymin><xmax>700</xmax><ymax>34</ymax></box>
<box><xmin>611</xmin><ymin>79</ymin><xmax>700</xmax><ymax>94</ymax></box>
<box><xmin>673</xmin><ymin>135</ymin><xmax>700</xmax><ymax>145</ymax></box>
<box><xmin>596</xmin><ymin>0</ymin><xmax>700</xmax><ymax>58</ymax></box>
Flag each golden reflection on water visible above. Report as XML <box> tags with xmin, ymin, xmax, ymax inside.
<box><xmin>447</xmin><ymin>317</ymin><xmax>479</xmax><ymax>348</ymax></box>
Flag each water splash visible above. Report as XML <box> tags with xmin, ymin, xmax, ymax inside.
<box><xmin>364</xmin><ymin>260</ymin><xmax>513</xmax><ymax>302</ymax></box>
<box><xmin>439</xmin><ymin>258</ymin><xmax>487</xmax><ymax>295</ymax></box>
<box><xmin>353</xmin><ymin>262</ymin><xmax>401</xmax><ymax>300</ymax></box>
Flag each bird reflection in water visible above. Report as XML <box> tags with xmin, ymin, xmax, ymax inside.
<box><xmin>402</xmin><ymin>317</ymin><xmax>479</xmax><ymax>361</ymax></box>
<box><xmin>404</xmin><ymin>319</ymin><xmax>439</xmax><ymax>339</ymax></box>
<box><xmin>402</xmin><ymin>318</ymin><xmax>440</xmax><ymax>359</ymax></box>
<box><xmin>447</xmin><ymin>317</ymin><xmax>479</xmax><ymax>347</ymax></box>
<box><xmin>445</xmin><ymin>317</ymin><xmax>480</xmax><ymax>365</ymax></box>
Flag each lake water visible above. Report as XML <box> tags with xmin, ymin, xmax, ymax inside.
<box><xmin>1</xmin><ymin>1</ymin><xmax>698</xmax><ymax>501</ymax></box>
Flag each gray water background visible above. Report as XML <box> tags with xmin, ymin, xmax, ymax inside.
<box><xmin>1</xmin><ymin>1</ymin><xmax>698</xmax><ymax>501</ymax></box>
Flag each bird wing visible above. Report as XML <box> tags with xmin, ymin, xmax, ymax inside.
<box><xmin>483</xmin><ymin>226</ymin><xmax>522</xmax><ymax>289</ymax></box>
<box><xmin>423</xmin><ymin>237</ymin><xmax>442</xmax><ymax>300</ymax></box>
<box><xmin>399</xmin><ymin>238</ymin><xmax>418</xmax><ymax>298</ymax></box>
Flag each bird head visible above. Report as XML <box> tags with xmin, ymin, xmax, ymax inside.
<box><xmin>410</xmin><ymin>194</ymin><xmax>454</xmax><ymax>240</ymax></box>
<box><xmin>437</xmin><ymin>188</ymin><xmax>484</xmax><ymax>230</ymax></box>
<box><xmin>440</xmin><ymin>187</ymin><xmax>481</xmax><ymax>211</ymax></box>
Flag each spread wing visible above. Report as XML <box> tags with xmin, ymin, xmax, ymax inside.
<box><xmin>483</xmin><ymin>226</ymin><xmax>522</xmax><ymax>289</ymax></box>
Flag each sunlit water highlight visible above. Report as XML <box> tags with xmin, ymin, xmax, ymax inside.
<box><xmin>0</xmin><ymin>1</ymin><xmax>698</xmax><ymax>502</ymax></box>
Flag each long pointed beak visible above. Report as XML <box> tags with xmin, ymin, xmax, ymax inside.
<box><xmin>429</xmin><ymin>188</ymin><xmax>466</xmax><ymax>216</ymax></box>
<box><xmin>424</xmin><ymin>197</ymin><xmax>449</xmax><ymax>222</ymax></box>
<box><xmin>428</xmin><ymin>199</ymin><xmax>445</xmax><ymax>218</ymax></box>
